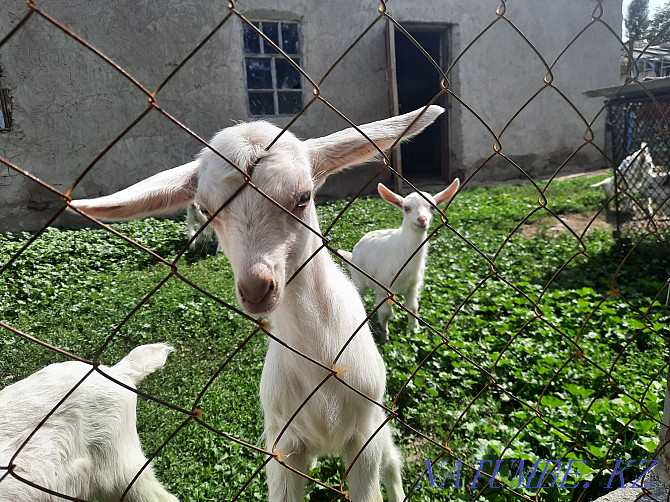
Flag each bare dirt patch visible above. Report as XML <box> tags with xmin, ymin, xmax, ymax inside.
<box><xmin>519</xmin><ymin>211</ymin><xmax>616</xmax><ymax>240</ymax></box>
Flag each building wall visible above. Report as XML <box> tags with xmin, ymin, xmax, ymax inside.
<box><xmin>391</xmin><ymin>0</ymin><xmax>622</xmax><ymax>184</ymax></box>
<box><xmin>0</xmin><ymin>0</ymin><xmax>622</xmax><ymax>231</ymax></box>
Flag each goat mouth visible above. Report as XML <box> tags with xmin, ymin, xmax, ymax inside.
<box><xmin>413</xmin><ymin>222</ymin><xmax>429</xmax><ymax>230</ymax></box>
<box><xmin>243</xmin><ymin>303</ymin><xmax>273</xmax><ymax>315</ymax></box>
<box><xmin>238</xmin><ymin>291</ymin><xmax>280</xmax><ymax>316</ymax></box>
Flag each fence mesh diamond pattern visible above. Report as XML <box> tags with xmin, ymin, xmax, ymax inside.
<box><xmin>1</xmin><ymin>1</ymin><xmax>670</xmax><ymax>501</ymax></box>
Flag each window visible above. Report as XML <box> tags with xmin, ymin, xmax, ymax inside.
<box><xmin>0</xmin><ymin>75</ymin><xmax>9</xmax><ymax>130</ymax></box>
<box><xmin>640</xmin><ymin>58</ymin><xmax>655</xmax><ymax>76</ymax></box>
<box><xmin>243</xmin><ymin>21</ymin><xmax>303</xmax><ymax>116</ymax></box>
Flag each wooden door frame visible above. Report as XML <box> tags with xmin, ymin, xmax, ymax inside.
<box><xmin>385</xmin><ymin>20</ymin><xmax>402</xmax><ymax>192</ymax></box>
<box><xmin>386</xmin><ymin>20</ymin><xmax>451</xmax><ymax>190</ymax></box>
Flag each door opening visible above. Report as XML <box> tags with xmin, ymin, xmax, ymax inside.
<box><xmin>392</xmin><ymin>27</ymin><xmax>449</xmax><ymax>184</ymax></box>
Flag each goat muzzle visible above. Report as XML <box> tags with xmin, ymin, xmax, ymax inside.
<box><xmin>237</xmin><ymin>265</ymin><xmax>278</xmax><ymax>315</ymax></box>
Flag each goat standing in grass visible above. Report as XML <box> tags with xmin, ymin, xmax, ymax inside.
<box><xmin>71</xmin><ymin>106</ymin><xmax>444</xmax><ymax>501</ymax></box>
<box><xmin>339</xmin><ymin>180</ymin><xmax>459</xmax><ymax>341</ymax></box>
<box><xmin>0</xmin><ymin>343</ymin><xmax>177</xmax><ymax>502</ymax></box>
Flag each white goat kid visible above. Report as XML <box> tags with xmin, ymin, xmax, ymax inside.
<box><xmin>339</xmin><ymin>180</ymin><xmax>459</xmax><ymax>341</ymax></box>
<box><xmin>0</xmin><ymin>343</ymin><xmax>176</xmax><ymax>502</ymax></box>
<box><xmin>70</xmin><ymin>106</ymin><xmax>445</xmax><ymax>502</ymax></box>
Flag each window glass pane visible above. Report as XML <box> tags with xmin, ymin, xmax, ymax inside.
<box><xmin>276</xmin><ymin>58</ymin><xmax>301</xmax><ymax>90</ymax></box>
<box><xmin>278</xmin><ymin>92</ymin><xmax>302</xmax><ymax>115</ymax></box>
<box><xmin>262</xmin><ymin>22</ymin><xmax>279</xmax><ymax>54</ymax></box>
<box><xmin>281</xmin><ymin>23</ymin><xmax>299</xmax><ymax>54</ymax></box>
<box><xmin>244</xmin><ymin>20</ymin><xmax>302</xmax><ymax>116</ymax></box>
<box><xmin>249</xmin><ymin>92</ymin><xmax>275</xmax><ymax>115</ymax></box>
<box><xmin>245</xmin><ymin>58</ymin><xmax>272</xmax><ymax>89</ymax></box>
<box><xmin>243</xmin><ymin>22</ymin><xmax>260</xmax><ymax>54</ymax></box>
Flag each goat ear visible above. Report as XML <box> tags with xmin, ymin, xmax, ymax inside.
<box><xmin>434</xmin><ymin>178</ymin><xmax>460</xmax><ymax>206</ymax></box>
<box><xmin>71</xmin><ymin>161</ymin><xmax>199</xmax><ymax>220</ymax></box>
<box><xmin>377</xmin><ymin>183</ymin><xmax>404</xmax><ymax>209</ymax></box>
<box><xmin>305</xmin><ymin>105</ymin><xmax>444</xmax><ymax>188</ymax></box>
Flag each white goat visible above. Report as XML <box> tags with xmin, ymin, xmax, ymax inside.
<box><xmin>0</xmin><ymin>343</ymin><xmax>177</xmax><ymax>502</ymax></box>
<box><xmin>70</xmin><ymin>106</ymin><xmax>445</xmax><ymax>501</ymax></box>
<box><xmin>338</xmin><ymin>180</ymin><xmax>459</xmax><ymax>342</ymax></box>
<box><xmin>621</xmin><ymin>142</ymin><xmax>656</xmax><ymax>182</ymax></box>
<box><xmin>592</xmin><ymin>142</ymin><xmax>658</xmax><ymax>213</ymax></box>
<box><xmin>638</xmin><ymin>173</ymin><xmax>670</xmax><ymax>218</ymax></box>
<box><xmin>186</xmin><ymin>202</ymin><xmax>220</xmax><ymax>253</ymax></box>
<box><xmin>590</xmin><ymin>176</ymin><xmax>615</xmax><ymax>200</ymax></box>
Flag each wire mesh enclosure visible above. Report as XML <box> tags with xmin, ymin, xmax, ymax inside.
<box><xmin>1</xmin><ymin>1</ymin><xmax>670</xmax><ymax>502</ymax></box>
<box><xmin>608</xmin><ymin>96</ymin><xmax>670</xmax><ymax>243</ymax></box>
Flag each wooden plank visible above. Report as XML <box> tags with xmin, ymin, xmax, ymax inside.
<box><xmin>385</xmin><ymin>17</ymin><xmax>403</xmax><ymax>192</ymax></box>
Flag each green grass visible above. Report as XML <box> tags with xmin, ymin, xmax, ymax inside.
<box><xmin>1</xmin><ymin>173</ymin><xmax>669</xmax><ymax>501</ymax></box>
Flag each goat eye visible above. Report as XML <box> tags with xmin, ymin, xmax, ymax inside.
<box><xmin>403</xmin><ymin>206</ymin><xmax>411</xmax><ymax>213</ymax></box>
<box><xmin>297</xmin><ymin>191</ymin><xmax>311</xmax><ymax>208</ymax></box>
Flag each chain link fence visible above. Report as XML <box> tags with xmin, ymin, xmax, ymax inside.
<box><xmin>609</xmin><ymin>97</ymin><xmax>670</xmax><ymax>243</ymax></box>
<box><xmin>1</xmin><ymin>1</ymin><xmax>670</xmax><ymax>501</ymax></box>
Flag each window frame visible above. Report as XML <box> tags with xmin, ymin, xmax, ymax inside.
<box><xmin>242</xmin><ymin>20</ymin><xmax>303</xmax><ymax>117</ymax></box>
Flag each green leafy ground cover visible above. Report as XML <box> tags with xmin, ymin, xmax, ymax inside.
<box><xmin>1</xmin><ymin>173</ymin><xmax>668</xmax><ymax>501</ymax></box>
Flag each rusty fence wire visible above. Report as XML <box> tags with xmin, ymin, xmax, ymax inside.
<box><xmin>1</xmin><ymin>1</ymin><xmax>670</xmax><ymax>501</ymax></box>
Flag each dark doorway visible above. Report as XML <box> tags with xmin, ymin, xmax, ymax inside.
<box><xmin>394</xmin><ymin>29</ymin><xmax>448</xmax><ymax>182</ymax></box>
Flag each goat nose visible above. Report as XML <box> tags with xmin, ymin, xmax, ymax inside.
<box><xmin>238</xmin><ymin>268</ymin><xmax>275</xmax><ymax>305</ymax></box>
<box><xmin>417</xmin><ymin>216</ymin><xmax>428</xmax><ymax>226</ymax></box>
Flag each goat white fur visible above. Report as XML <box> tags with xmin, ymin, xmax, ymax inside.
<box><xmin>590</xmin><ymin>176</ymin><xmax>615</xmax><ymax>200</ymax></box>
<box><xmin>186</xmin><ymin>202</ymin><xmax>220</xmax><ymax>253</ymax></box>
<box><xmin>638</xmin><ymin>173</ymin><xmax>670</xmax><ymax>217</ymax></box>
<box><xmin>0</xmin><ymin>343</ymin><xmax>177</xmax><ymax>502</ymax></box>
<box><xmin>339</xmin><ymin>180</ymin><xmax>459</xmax><ymax>341</ymax></box>
<box><xmin>70</xmin><ymin>106</ymin><xmax>445</xmax><ymax>501</ymax></box>
<box><xmin>591</xmin><ymin>143</ymin><xmax>658</xmax><ymax>212</ymax></box>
